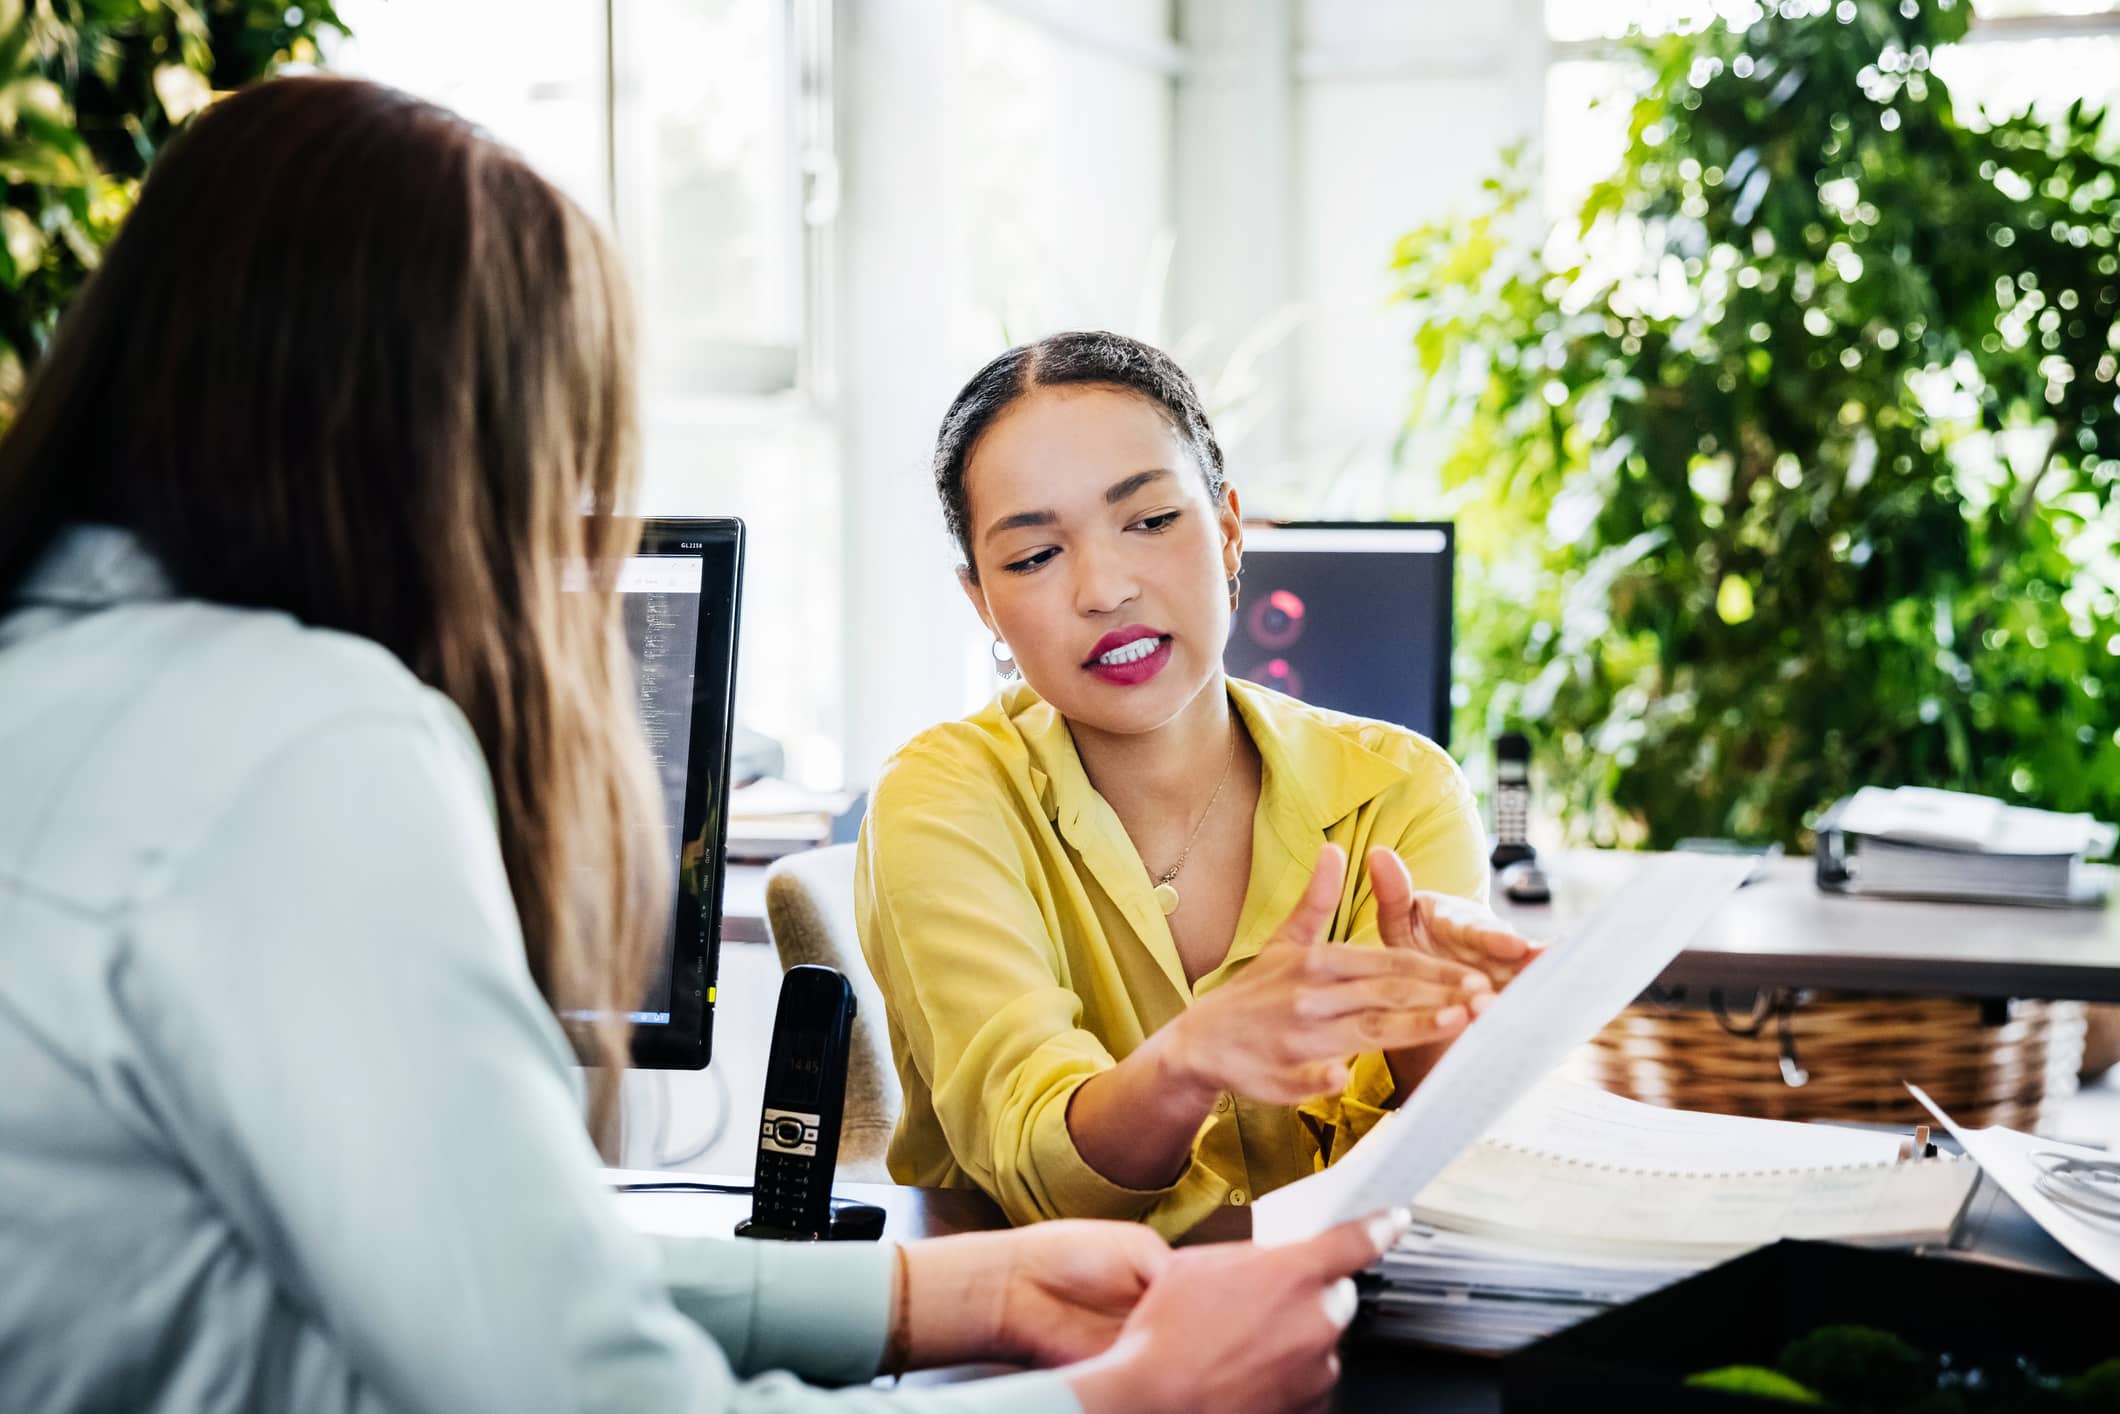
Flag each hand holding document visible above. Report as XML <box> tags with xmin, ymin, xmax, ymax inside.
<box><xmin>1253</xmin><ymin>853</ymin><xmax>1757</xmax><ymax>1245</ymax></box>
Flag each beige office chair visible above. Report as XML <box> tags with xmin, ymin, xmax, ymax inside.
<box><xmin>761</xmin><ymin>844</ymin><xmax>901</xmax><ymax>1182</ymax></box>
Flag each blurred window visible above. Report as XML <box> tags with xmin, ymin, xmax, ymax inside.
<box><xmin>332</xmin><ymin>1</ymin><xmax>844</xmax><ymax>784</ymax></box>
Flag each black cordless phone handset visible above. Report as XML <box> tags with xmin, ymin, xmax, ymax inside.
<box><xmin>1491</xmin><ymin>732</ymin><xmax>1534</xmax><ymax>869</ymax></box>
<box><xmin>736</xmin><ymin>964</ymin><xmax>883</xmax><ymax>1241</ymax></box>
<box><xmin>1490</xmin><ymin>732</ymin><xmax>1551</xmax><ymax>904</ymax></box>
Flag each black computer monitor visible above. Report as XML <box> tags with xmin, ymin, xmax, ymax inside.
<box><xmin>1225</xmin><ymin>521</ymin><xmax>1453</xmax><ymax>748</ymax></box>
<box><xmin>616</xmin><ymin>517</ymin><xmax>743</xmax><ymax>1069</ymax></box>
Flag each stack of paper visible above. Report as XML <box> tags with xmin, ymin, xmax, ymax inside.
<box><xmin>1357</xmin><ymin>1081</ymin><xmax>1978</xmax><ymax>1352</ymax></box>
<box><xmin>1367</xmin><ymin>1223</ymin><xmax>1695</xmax><ymax>1353</ymax></box>
<box><xmin>1421</xmin><ymin>1083</ymin><xmax>1970</xmax><ymax>1257</ymax></box>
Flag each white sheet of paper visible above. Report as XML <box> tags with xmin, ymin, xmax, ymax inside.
<box><xmin>1908</xmin><ymin>1086</ymin><xmax>2120</xmax><ymax>1284</ymax></box>
<box><xmin>1252</xmin><ymin>852</ymin><xmax>1755</xmax><ymax>1246</ymax></box>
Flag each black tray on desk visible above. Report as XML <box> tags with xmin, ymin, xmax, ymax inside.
<box><xmin>1501</xmin><ymin>1241</ymin><xmax>2119</xmax><ymax>1410</ymax></box>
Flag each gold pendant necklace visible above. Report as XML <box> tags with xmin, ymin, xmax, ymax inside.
<box><xmin>1150</xmin><ymin>724</ymin><xmax>1238</xmax><ymax>916</ymax></box>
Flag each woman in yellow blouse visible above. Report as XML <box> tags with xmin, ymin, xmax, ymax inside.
<box><xmin>857</xmin><ymin>331</ymin><xmax>1537</xmax><ymax>1237</ymax></box>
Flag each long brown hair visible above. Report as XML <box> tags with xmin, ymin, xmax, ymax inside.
<box><xmin>0</xmin><ymin>76</ymin><xmax>664</xmax><ymax>1147</ymax></box>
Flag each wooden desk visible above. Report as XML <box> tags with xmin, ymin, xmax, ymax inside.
<box><xmin>1493</xmin><ymin>852</ymin><xmax>2120</xmax><ymax>1003</ymax></box>
<box><xmin>612</xmin><ymin>1171</ymin><xmax>2098</xmax><ymax>1413</ymax></box>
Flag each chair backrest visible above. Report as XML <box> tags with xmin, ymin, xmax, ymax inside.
<box><xmin>761</xmin><ymin>844</ymin><xmax>900</xmax><ymax>1181</ymax></box>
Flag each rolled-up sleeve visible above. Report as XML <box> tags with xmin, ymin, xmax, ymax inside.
<box><xmin>857</xmin><ymin>750</ymin><xmax>1196</xmax><ymax>1228</ymax></box>
<box><xmin>659</xmin><ymin>1238</ymin><xmax>1077</xmax><ymax>1413</ymax></box>
<box><xmin>659</xmin><ymin>1238</ymin><xmax>894</xmax><ymax>1384</ymax></box>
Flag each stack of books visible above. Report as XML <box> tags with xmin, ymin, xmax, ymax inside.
<box><xmin>726</xmin><ymin>778</ymin><xmax>861</xmax><ymax>863</ymax></box>
<box><xmin>1816</xmin><ymin>785</ymin><xmax>2116</xmax><ymax>906</ymax></box>
<box><xmin>1357</xmin><ymin>1079</ymin><xmax>1978</xmax><ymax>1353</ymax></box>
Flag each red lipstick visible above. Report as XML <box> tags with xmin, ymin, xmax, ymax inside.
<box><xmin>1083</xmin><ymin>625</ymin><xmax>1173</xmax><ymax>686</ymax></box>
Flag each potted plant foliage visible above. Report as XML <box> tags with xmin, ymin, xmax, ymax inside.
<box><xmin>1397</xmin><ymin>0</ymin><xmax>2119</xmax><ymax>851</ymax></box>
<box><xmin>0</xmin><ymin>0</ymin><xmax>345</xmax><ymax>425</ymax></box>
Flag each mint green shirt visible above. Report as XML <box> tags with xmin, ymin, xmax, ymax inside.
<box><xmin>0</xmin><ymin>526</ymin><xmax>1075</xmax><ymax>1414</ymax></box>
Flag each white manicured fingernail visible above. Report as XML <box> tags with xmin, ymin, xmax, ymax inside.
<box><xmin>1321</xmin><ymin>1276</ymin><xmax>1359</xmax><ymax>1329</ymax></box>
<box><xmin>1367</xmin><ymin>1207</ymin><xmax>1413</xmax><ymax>1252</ymax></box>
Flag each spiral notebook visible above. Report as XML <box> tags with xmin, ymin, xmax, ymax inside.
<box><xmin>1361</xmin><ymin>1080</ymin><xmax>1980</xmax><ymax>1353</ymax></box>
<box><xmin>1408</xmin><ymin>1078</ymin><xmax>1979</xmax><ymax>1262</ymax></box>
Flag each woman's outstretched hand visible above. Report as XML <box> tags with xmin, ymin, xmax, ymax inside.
<box><xmin>1365</xmin><ymin>845</ymin><xmax>1541</xmax><ymax>1092</ymax></box>
<box><xmin>1166</xmin><ymin>844</ymin><xmax>1494</xmax><ymax>1107</ymax></box>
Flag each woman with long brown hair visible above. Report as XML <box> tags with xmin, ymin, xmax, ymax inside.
<box><xmin>0</xmin><ymin>78</ymin><xmax>1399</xmax><ymax>1414</ymax></box>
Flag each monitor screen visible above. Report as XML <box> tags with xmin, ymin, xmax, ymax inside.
<box><xmin>614</xmin><ymin>517</ymin><xmax>743</xmax><ymax>1069</ymax></box>
<box><xmin>1225</xmin><ymin>522</ymin><xmax>1453</xmax><ymax>747</ymax></box>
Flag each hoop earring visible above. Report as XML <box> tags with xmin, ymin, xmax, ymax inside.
<box><xmin>1227</xmin><ymin>569</ymin><xmax>1243</xmax><ymax>614</ymax></box>
<box><xmin>990</xmin><ymin>639</ymin><xmax>1019</xmax><ymax>679</ymax></box>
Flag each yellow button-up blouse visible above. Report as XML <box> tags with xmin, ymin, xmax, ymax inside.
<box><xmin>855</xmin><ymin>678</ymin><xmax>1488</xmax><ymax>1237</ymax></box>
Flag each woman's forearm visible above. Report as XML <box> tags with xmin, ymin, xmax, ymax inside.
<box><xmin>1065</xmin><ymin>1020</ymin><xmax>1219</xmax><ymax>1191</ymax></box>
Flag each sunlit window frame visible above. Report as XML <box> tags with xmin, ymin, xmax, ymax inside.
<box><xmin>603</xmin><ymin>0</ymin><xmax>837</xmax><ymax>405</ymax></box>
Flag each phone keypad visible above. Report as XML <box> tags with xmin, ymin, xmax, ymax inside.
<box><xmin>1494</xmin><ymin>786</ymin><xmax>1528</xmax><ymax>844</ymax></box>
<box><xmin>755</xmin><ymin>1150</ymin><xmax>820</xmax><ymax>1217</ymax></box>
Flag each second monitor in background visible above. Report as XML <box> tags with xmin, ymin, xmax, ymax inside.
<box><xmin>1225</xmin><ymin>521</ymin><xmax>1453</xmax><ymax>748</ymax></box>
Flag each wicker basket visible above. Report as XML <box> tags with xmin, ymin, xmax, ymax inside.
<box><xmin>1568</xmin><ymin>992</ymin><xmax>2089</xmax><ymax>1133</ymax></box>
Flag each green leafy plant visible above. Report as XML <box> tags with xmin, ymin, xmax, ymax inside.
<box><xmin>1396</xmin><ymin>0</ymin><xmax>2120</xmax><ymax>848</ymax></box>
<box><xmin>1688</xmin><ymin>1325</ymin><xmax>2120</xmax><ymax>1410</ymax></box>
<box><xmin>1779</xmin><ymin>1324</ymin><xmax>1930</xmax><ymax>1406</ymax></box>
<box><xmin>0</xmin><ymin>0</ymin><xmax>345</xmax><ymax>423</ymax></box>
<box><xmin>1685</xmin><ymin>1364</ymin><xmax>1826</xmax><ymax>1404</ymax></box>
